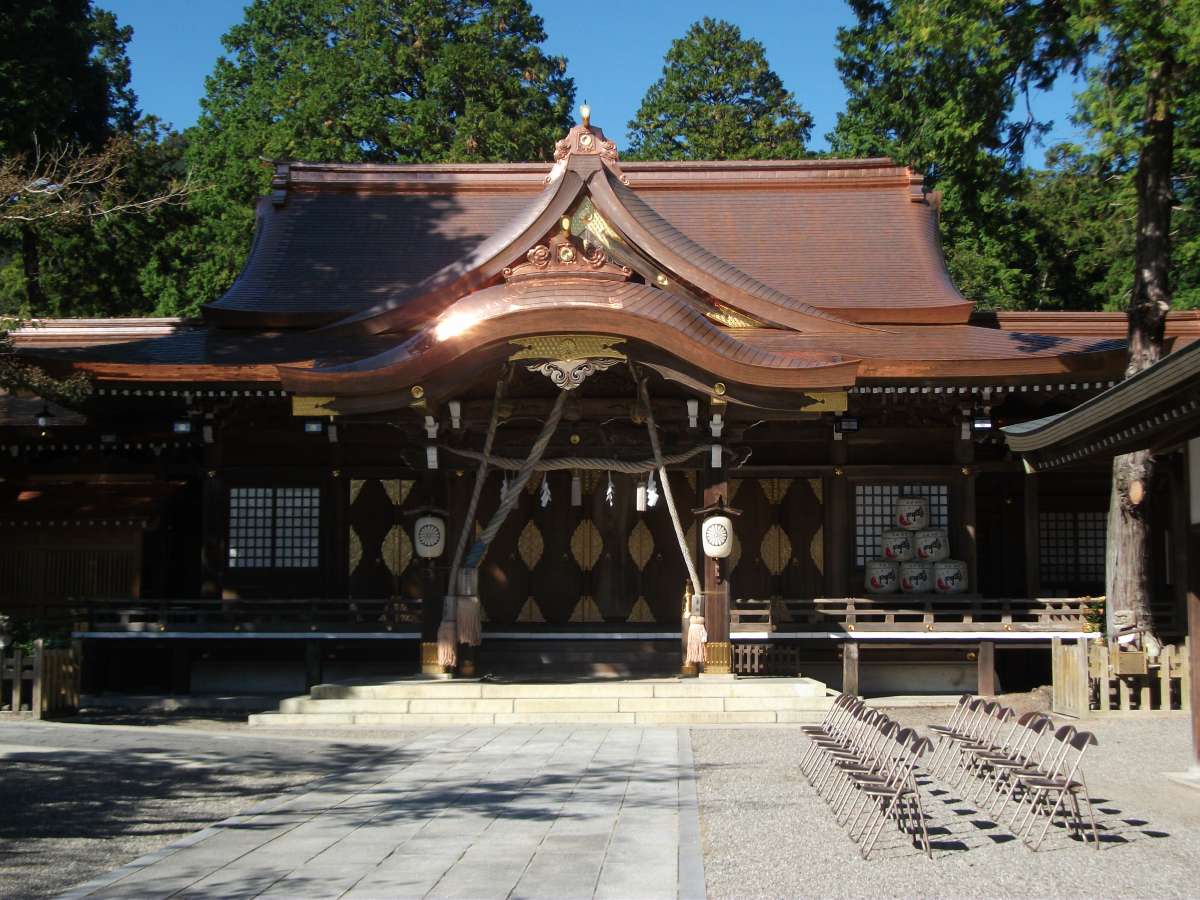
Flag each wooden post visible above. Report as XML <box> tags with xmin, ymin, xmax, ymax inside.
<box><xmin>423</xmin><ymin>470</ymin><xmax>453</xmax><ymax>675</ymax></box>
<box><xmin>977</xmin><ymin>641</ymin><xmax>996</xmax><ymax>696</ymax></box>
<box><xmin>1188</xmin><ymin>522</ymin><xmax>1200</xmax><ymax>769</ymax></box>
<box><xmin>31</xmin><ymin>639</ymin><xmax>44</xmax><ymax>719</ymax></box>
<box><xmin>305</xmin><ymin>640</ymin><xmax>322</xmax><ymax>690</ymax></box>
<box><xmin>828</xmin><ymin>437</ymin><xmax>850</xmax><ymax>597</ymax></box>
<box><xmin>842</xmin><ymin>641</ymin><xmax>860</xmax><ymax>696</ymax></box>
<box><xmin>703</xmin><ymin>476</ymin><xmax>732</xmax><ymax>675</ymax></box>
<box><xmin>1024</xmin><ymin>474</ymin><xmax>1040</xmax><ymax>599</ymax></box>
<box><xmin>954</xmin><ymin>428</ymin><xmax>979</xmax><ymax>593</ymax></box>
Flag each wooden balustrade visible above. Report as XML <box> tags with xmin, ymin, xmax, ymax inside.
<box><xmin>1</xmin><ymin>640</ymin><xmax>79</xmax><ymax>718</ymax></box>
<box><xmin>73</xmin><ymin>598</ymin><xmax>424</xmax><ymax>633</ymax></box>
<box><xmin>1053</xmin><ymin>637</ymin><xmax>1190</xmax><ymax>715</ymax></box>
<box><xmin>730</xmin><ymin>596</ymin><xmax>1106</xmax><ymax>634</ymax></box>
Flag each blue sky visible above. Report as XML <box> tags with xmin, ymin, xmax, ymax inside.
<box><xmin>105</xmin><ymin>0</ymin><xmax>1085</xmax><ymax>165</ymax></box>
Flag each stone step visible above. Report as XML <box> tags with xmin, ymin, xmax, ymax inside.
<box><xmin>250</xmin><ymin>676</ymin><xmax>833</xmax><ymax>728</ymax></box>
<box><xmin>248</xmin><ymin>707</ymin><xmax>830</xmax><ymax>727</ymax></box>
<box><xmin>309</xmin><ymin>677</ymin><xmax>827</xmax><ymax>702</ymax></box>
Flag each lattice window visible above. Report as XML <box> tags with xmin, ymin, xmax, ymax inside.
<box><xmin>228</xmin><ymin>487</ymin><xmax>320</xmax><ymax>569</ymax></box>
<box><xmin>854</xmin><ymin>484</ymin><xmax>950</xmax><ymax>567</ymax></box>
<box><xmin>1039</xmin><ymin>511</ymin><xmax>1105</xmax><ymax>588</ymax></box>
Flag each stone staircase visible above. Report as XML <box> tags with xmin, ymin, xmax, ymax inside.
<box><xmin>248</xmin><ymin>676</ymin><xmax>832</xmax><ymax>727</ymax></box>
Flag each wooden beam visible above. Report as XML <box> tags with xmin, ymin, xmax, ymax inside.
<box><xmin>1024</xmin><ymin>474</ymin><xmax>1041</xmax><ymax>598</ymax></box>
<box><xmin>842</xmin><ymin>641</ymin><xmax>860</xmax><ymax>696</ymax></box>
<box><xmin>977</xmin><ymin>641</ymin><xmax>996</xmax><ymax>695</ymax></box>
<box><xmin>1189</xmin><ymin>522</ymin><xmax>1200</xmax><ymax>770</ymax></box>
<box><xmin>828</xmin><ymin>437</ymin><xmax>850</xmax><ymax>597</ymax></box>
<box><xmin>703</xmin><ymin>475</ymin><xmax>731</xmax><ymax>674</ymax></box>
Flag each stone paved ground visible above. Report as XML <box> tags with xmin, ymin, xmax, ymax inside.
<box><xmin>693</xmin><ymin>712</ymin><xmax>1200</xmax><ymax>899</ymax></box>
<box><xmin>0</xmin><ymin>720</ymin><xmax>402</xmax><ymax>900</ymax></box>
<box><xmin>5</xmin><ymin>723</ymin><xmax>700</xmax><ymax>900</ymax></box>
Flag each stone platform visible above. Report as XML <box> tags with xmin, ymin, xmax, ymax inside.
<box><xmin>249</xmin><ymin>676</ymin><xmax>832</xmax><ymax>727</ymax></box>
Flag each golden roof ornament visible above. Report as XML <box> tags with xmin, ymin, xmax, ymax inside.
<box><xmin>545</xmin><ymin>102</ymin><xmax>630</xmax><ymax>186</ymax></box>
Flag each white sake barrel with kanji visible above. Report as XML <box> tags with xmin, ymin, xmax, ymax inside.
<box><xmin>913</xmin><ymin>528</ymin><xmax>950</xmax><ymax>562</ymax></box>
<box><xmin>934</xmin><ymin>559</ymin><xmax>968</xmax><ymax>594</ymax></box>
<box><xmin>899</xmin><ymin>561</ymin><xmax>933</xmax><ymax>593</ymax></box>
<box><xmin>865</xmin><ymin>560</ymin><xmax>899</xmax><ymax>594</ymax></box>
<box><xmin>880</xmin><ymin>529</ymin><xmax>914</xmax><ymax>561</ymax></box>
<box><xmin>894</xmin><ymin>496</ymin><xmax>929</xmax><ymax>531</ymax></box>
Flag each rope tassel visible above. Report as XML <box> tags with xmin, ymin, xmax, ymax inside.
<box><xmin>686</xmin><ymin>616</ymin><xmax>708</xmax><ymax>665</ymax></box>
<box><xmin>437</xmin><ymin>619</ymin><xmax>457</xmax><ymax>669</ymax></box>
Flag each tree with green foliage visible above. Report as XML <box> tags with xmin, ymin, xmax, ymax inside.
<box><xmin>832</xmin><ymin>0</ymin><xmax>1200</xmax><ymax>647</ymax></box>
<box><xmin>144</xmin><ymin>0</ymin><xmax>575</xmax><ymax>317</ymax></box>
<box><xmin>625</xmin><ymin>18</ymin><xmax>812</xmax><ymax>161</ymax></box>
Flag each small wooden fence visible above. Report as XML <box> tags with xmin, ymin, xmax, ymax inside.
<box><xmin>731</xmin><ymin>643</ymin><xmax>803</xmax><ymax>676</ymax></box>
<box><xmin>74</xmin><ymin>597</ymin><xmax>423</xmax><ymax>633</ymax></box>
<box><xmin>731</xmin><ymin>596</ymin><xmax>1104</xmax><ymax>635</ymax></box>
<box><xmin>0</xmin><ymin>640</ymin><xmax>81</xmax><ymax>718</ymax></box>
<box><xmin>1052</xmin><ymin>636</ymin><xmax>1190</xmax><ymax>715</ymax></box>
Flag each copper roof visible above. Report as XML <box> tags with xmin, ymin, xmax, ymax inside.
<box><xmin>205</xmin><ymin>145</ymin><xmax>964</xmax><ymax>329</ymax></box>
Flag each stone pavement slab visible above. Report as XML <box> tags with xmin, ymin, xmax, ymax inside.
<box><xmin>60</xmin><ymin>727</ymin><xmax>703</xmax><ymax>900</ymax></box>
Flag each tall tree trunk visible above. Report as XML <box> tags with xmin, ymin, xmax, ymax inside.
<box><xmin>20</xmin><ymin>225</ymin><xmax>46</xmax><ymax>312</ymax></box>
<box><xmin>1105</xmin><ymin>48</ymin><xmax>1175</xmax><ymax>651</ymax></box>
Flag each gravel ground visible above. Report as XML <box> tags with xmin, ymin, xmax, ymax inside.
<box><xmin>0</xmin><ymin>718</ymin><xmax>419</xmax><ymax>900</ymax></box>
<box><xmin>692</xmin><ymin>708</ymin><xmax>1200</xmax><ymax>899</ymax></box>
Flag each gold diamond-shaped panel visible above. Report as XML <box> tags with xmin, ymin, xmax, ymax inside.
<box><xmin>517</xmin><ymin>596</ymin><xmax>545</xmax><ymax>623</ymax></box>
<box><xmin>810</xmin><ymin>527</ymin><xmax>824</xmax><ymax>574</ymax></box>
<box><xmin>627</xmin><ymin>596</ymin><xmax>655</xmax><ymax>623</ymax></box>
<box><xmin>382</xmin><ymin>524</ymin><xmax>413</xmax><ymax>577</ymax></box>
<box><xmin>728</xmin><ymin>531</ymin><xmax>742</xmax><ymax>573</ymax></box>
<box><xmin>571</xmin><ymin>519</ymin><xmax>602</xmax><ymax>571</ymax></box>
<box><xmin>348</xmin><ymin>526</ymin><xmax>363</xmax><ymax>575</ymax></box>
<box><xmin>760</xmin><ymin>478</ymin><xmax>793</xmax><ymax>505</ymax></box>
<box><xmin>570</xmin><ymin>595</ymin><xmax>602</xmax><ymax>623</ymax></box>
<box><xmin>628</xmin><ymin>520</ymin><xmax>654</xmax><ymax>570</ymax></box>
<box><xmin>808</xmin><ymin>477</ymin><xmax>823</xmax><ymax>504</ymax></box>
<box><xmin>382</xmin><ymin>479</ymin><xmax>414</xmax><ymax>507</ymax></box>
<box><xmin>761</xmin><ymin>524</ymin><xmax>793</xmax><ymax>576</ymax></box>
<box><xmin>349</xmin><ymin>479</ymin><xmax>366</xmax><ymax>505</ymax></box>
<box><xmin>518</xmin><ymin>520</ymin><xmax>544</xmax><ymax>570</ymax></box>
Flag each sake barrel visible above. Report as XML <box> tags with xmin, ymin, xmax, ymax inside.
<box><xmin>913</xmin><ymin>528</ymin><xmax>950</xmax><ymax>562</ymax></box>
<box><xmin>894</xmin><ymin>496</ymin><xmax>929</xmax><ymax>531</ymax></box>
<box><xmin>880</xmin><ymin>529</ymin><xmax>914</xmax><ymax>561</ymax></box>
<box><xmin>865</xmin><ymin>560</ymin><xmax>899</xmax><ymax>594</ymax></box>
<box><xmin>934</xmin><ymin>559</ymin><xmax>968</xmax><ymax>594</ymax></box>
<box><xmin>899</xmin><ymin>561</ymin><xmax>933</xmax><ymax>593</ymax></box>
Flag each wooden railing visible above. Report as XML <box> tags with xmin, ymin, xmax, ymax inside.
<box><xmin>1</xmin><ymin>640</ymin><xmax>80</xmax><ymax>718</ymax></box>
<box><xmin>73</xmin><ymin>598</ymin><xmax>423</xmax><ymax>634</ymax></box>
<box><xmin>730</xmin><ymin>597</ymin><xmax>1105</xmax><ymax>635</ymax></box>
<box><xmin>1053</xmin><ymin>637</ymin><xmax>1190</xmax><ymax>715</ymax></box>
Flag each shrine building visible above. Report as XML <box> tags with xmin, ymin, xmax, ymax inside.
<box><xmin>4</xmin><ymin>111</ymin><xmax>1198</xmax><ymax>703</ymax></box>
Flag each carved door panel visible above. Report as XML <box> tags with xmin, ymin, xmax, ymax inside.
<box><xmin>727</xmin><ymin>478</ymin><xmax>825</xmax><ymax>601</ymax></box>
<box><xmin>633</xmin><ymin>471</ymin><xmax>697</xmax><ymax>624</ymax></box>
<box><xmin>591</xmin><ymin>473</ymin><xmax>637</xmax><ymax>622</ymax></box>
<box><xmin>347</xmin><ymin>478</ymin><xmax>421</xmax><ymax>598</ymax></box>
<box><xmin>472</xmin><ymin>472</ymin><xmax>531</xmax><ymax>626</ymax></box>
<box><xmin>530</xmin><ymin>471</ymin><xmax>585</xmax><ymax>624</ymax></box>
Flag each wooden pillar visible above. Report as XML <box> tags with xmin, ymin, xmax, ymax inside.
<box><xmin>977</xmin><ymin>641</ymin><xmax>996</xmax><ymax>696</ymax></box>
<box><xmin>954</xmin><ymin>428</ymin><xmax>979</xmax><ymax>593</ymax></box>
<box><xmin>1188</xmin><ymin>523</ymin><xmax>1200</xmax><ymax>771</ymax></box>
<box><xmin>1024</xmin><ymin>473</ymin><xmax>1041</xmax><ymax>598</ymax></box>
<box><xmin>703</xmin><ymin>476</ymin><xmax>732</xmax><ymax>675</ymax></box>
<box><xmin>828</xmin><ymin>437</ymin><xmax>850</xmax><ymax>597</ymax></box>
<box><xmin>422</xmin><ymin>469</ymin><xmax>452</xmax><ymax>675</ymax></box>
<box><xmin>842</xmin><ymin>641</ymin><xmax>860</xmax><ymax>696</ymax></box>
<box><xmin>305</xmin><ymin>639</ymin><xmax>323</xmax><ymax>690</ymax></box>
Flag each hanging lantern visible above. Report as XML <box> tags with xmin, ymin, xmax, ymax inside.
<box><xmin>414</xmin><ymin>515</ymin><xmax>447</xmax><ymax>558</ymax></box>
<box><xmin>692</xmin><ymin>495</ymin><xmax>742</xmax><ymax>560</ymax></box>
<box><xmin>701</xmin><ymin>514</ymin><xmax>733</xmax><ymax>558</ymax></box>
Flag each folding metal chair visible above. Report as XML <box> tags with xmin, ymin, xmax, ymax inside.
<box><xmin>996</xmin><ymin>724</ymin><xmax>1076</xmax><ymax>824</ymax></box>
<box><xmin>964</xmin><ymin>712</ymin><xmax>1052</xmax><ymax>809</ymax></box>
<box><xmin>1014</xmin><ymin>730</ymin><xmax>1101</xmax><ymax>850</ymax></box>
<box><xmin>845</xmin><ymin>729</ymin><xmax>934</xmax><ymax>859</ymax></box>
<box><xmin>799</xmin><ymin>696</ymin><xmax>865</xmax><ymax>779</ymax></box>
<box><xmin>944</xmin><ymin>703</ymin><xmax>1014</xmax><ymax>789</ymax></box>
<box><xmin>926</xmin><ymin>697</ymin><xmax>989</xmax><ymax>777</ymax></box>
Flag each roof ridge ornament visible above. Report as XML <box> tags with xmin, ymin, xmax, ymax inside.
<box><xmin>546</xmin><ymin>102</ymin><xmax>631</xmax><ymax>186</ymax></box>
<box><xmin>503</xmin><ymin>217</ymin><xmax>632</xmax><ymax>283</ymax></box>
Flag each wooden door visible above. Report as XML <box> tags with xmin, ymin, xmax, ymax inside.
<box><xmin>727</xmin><ymin>478</ymin><xmax>825</xmax><ymax>601</ymax></box>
